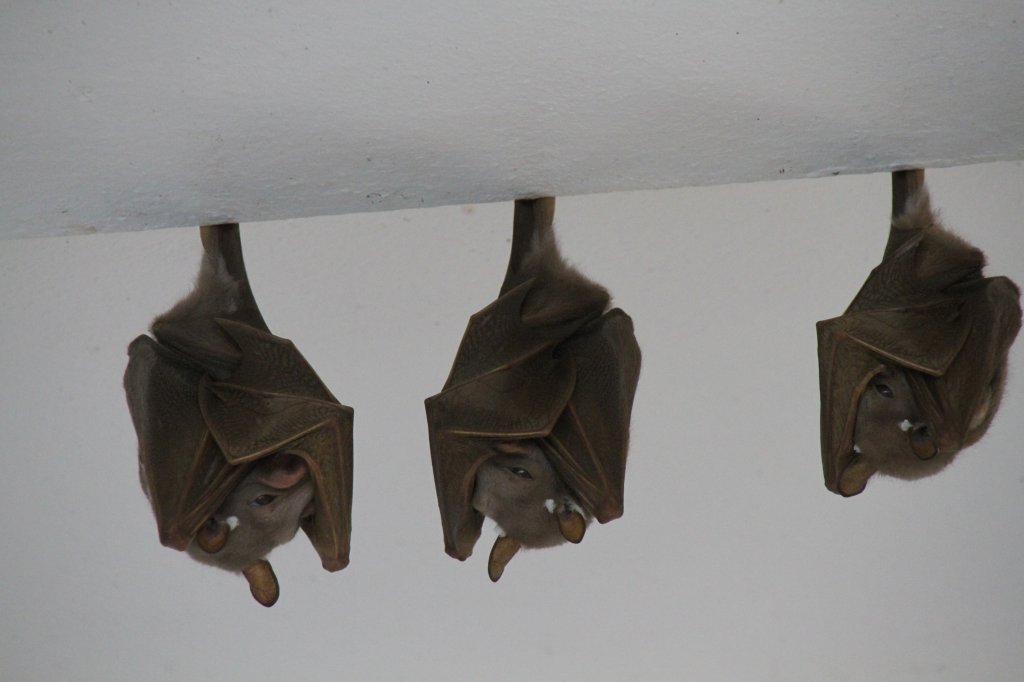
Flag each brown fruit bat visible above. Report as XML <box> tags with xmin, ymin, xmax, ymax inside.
<box><xmin>124</xmin><ymin>224</ymin><xmax>353</xmax><ymax>606</ymax></box>
<box><xmin>817</xmin><ymin>170</ymin><xmax>1021</xmax><ymax>496</ymax></box>
<box><xmin>425</xmin><ymin>197</ymin><xmax>641</xmax><ymax>581</ymax></box>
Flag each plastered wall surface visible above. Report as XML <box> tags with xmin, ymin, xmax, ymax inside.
<box><xmin>1</xmin><ymin>163</ymin><xmax>1022</xmax><ymax>680</ymax></box>
<box><xmin>2</xmin><ymin>2</ymin><xmax>1023</xmax><ymax>239</ymax></box>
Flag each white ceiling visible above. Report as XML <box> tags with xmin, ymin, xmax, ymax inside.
<box><xmin>2</xmin><ymin>1</ymin><xmax>1023</xmax><ymax>239</ymax></box>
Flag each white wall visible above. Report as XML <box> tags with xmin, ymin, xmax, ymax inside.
<box><xmin>2</xmin><ymin>1</ymin><xmax>1023</xmax><ymax>239</ymax></box>
<box><xmin>1</xmin><ymin>162</ymin><xmax>1021</xmax><ymax>680</ymax></box>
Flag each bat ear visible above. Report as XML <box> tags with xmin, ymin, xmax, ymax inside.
<box><xmin>838</xmin><ymin>457</ymin><xmax>876</xmax><ymax>497</ymax></box>
<box><xmin>242</xmin><ymin>560</ymin><xmax>279</xmax><ymax>607</ymax></box>
<box><xmin>257</xmin><ymin>452</ymin><xmax>309</xmax><ymax>489</ymax></box>
<box><xmin>488</xmin><ymin>535</ymin><xmax>521</xmax><ymax>583</ymax></box>
<box><xmin>557</xmin><ymin>509</ymin><xmax>587</xmax><ymax>544</ymax></box>
<box><xmin>195</xmin><ymin>517</ymin><xmax>230</xmax><ymax>554</ymax></box>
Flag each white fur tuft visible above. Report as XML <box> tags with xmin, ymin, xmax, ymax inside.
<box><xmin>562</xmin><ymin>497</ymin><xmax>585</xmax><ymax>516</ymax></box>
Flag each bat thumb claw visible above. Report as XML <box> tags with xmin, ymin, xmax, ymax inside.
<box><xmin>488</xmin><ymin>535</ymin><xmax>521</xmax><ymax>583</ymax></box>
<box><xmin>838</xmin><ymin>457</ymin><xmax>876</xmax><ymax>497</ymax></box>
<box><xmin>243</xmin><ymin>560</ymin><xmax>280</xmax><ymax>607</ymax></box>
<box><xmin>557</xmin><ymin>509</ymin><xmax>587</xmax><ymax>544</ymax></box>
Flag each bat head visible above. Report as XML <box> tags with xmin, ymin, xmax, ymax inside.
<box><xmin>186</xmin><ymin>452</ymin><xmax>314</xmax><ymax>585</ymax></box>
<box><xmin>848</xmin><ymin>367</ymin><xmax>959</xmax><ymax>485</ymax></box>
<box><xmin>471</xmin><ymin>440</ymin><xmax>589</xmax><ymax>582</ymax></box>
<box><xmin>472</xmin><ymin>440</ymin><xmax>590</xmax><ymax>549</ymax></box>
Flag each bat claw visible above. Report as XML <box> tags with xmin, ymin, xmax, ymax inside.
<box><xmin>488</xmin><ymin>535</ymin><xmax>521</xmax><ymax>583</ymax></box>
<box><xmin>243</xmin><ymin>559</ymin><xmax>280</xmax><ymax>607</ymax></box>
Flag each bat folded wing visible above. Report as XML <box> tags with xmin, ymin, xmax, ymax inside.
<box><xmin>842</xmin><ymin>299</ymin><xmax>971</xmax><ymax>377</ymax></box>
<box><xmin>918</xmin><ymin>277</ymin><xmax>1022</xmax><ymax>444</ymax></box>
<box><xmin>198</xmin><ymin>319</ymin><xmax>355</xmax><ymax>571</ymax></box>
<box><xmin>210</xmin><ymin>318</ymin><xmax>340</xmax><ymax>403</ymax></box>
<box><xmin>125</xmin><ymin>335</ymin><xmax>247</xmax><ymax>549</ymax></box>
<box><xmin>442</xmin><ymin>278</ymin><xmax>605</xmax><ymax>389</ymax></box>
<box><xmin>546</xmin><ymin>308</ymin><xmax>641</xmax><ymax>523</ymax></box>
<box><xmin>816</xmin><ymin>319</ymin><xmax>886</xmax><ymax>496</ymax></box>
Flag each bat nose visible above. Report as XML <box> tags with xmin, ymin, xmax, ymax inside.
<box><xmin>908</xmin><ymin>423</ymin><xmax>961</xmax><ymax>460</ymax></box>
<box><xmin>909</xmin><ymin>423</ymin><xmax>937</xmax><ymax>460</ymax></box>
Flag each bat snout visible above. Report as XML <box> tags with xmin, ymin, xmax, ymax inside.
<box><xmin>908</xmin><ymin>421</ymin><xmax>960</xmax><ymax>460</ymax></box>
<box><xmin>908</xmin><ymin>423</ymin><xmax>937</xmax><ymax>460</ymax></box>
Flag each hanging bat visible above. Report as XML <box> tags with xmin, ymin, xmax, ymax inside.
<box><xmin>425</xmin><ymin>197</ymin><xmax>641</xmax><ymax>581</ymax></box>
<box><xmin>817</xmin><ymin>170</ymin><xmax>1021</xmax><ymax>496</ymax></box>
<box><xmin>124</xmin><ymin>224</ymin><xmax>353</xmax><ymax>606</ymax></box>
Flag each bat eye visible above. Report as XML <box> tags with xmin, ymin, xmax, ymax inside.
<box><xmin>508</xmin><ymin>467</ymin><xmax>533</xmax><ymax>480</ymax></box>
<box><xmin>874</xmin><ymin>382</ymin><xmax>894</xmax><ymax>399</ymax></box>
<box><xmin>250</xmin><ymin>493</ymin><xmax>278</xmax><ymax>507</ymax></box>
